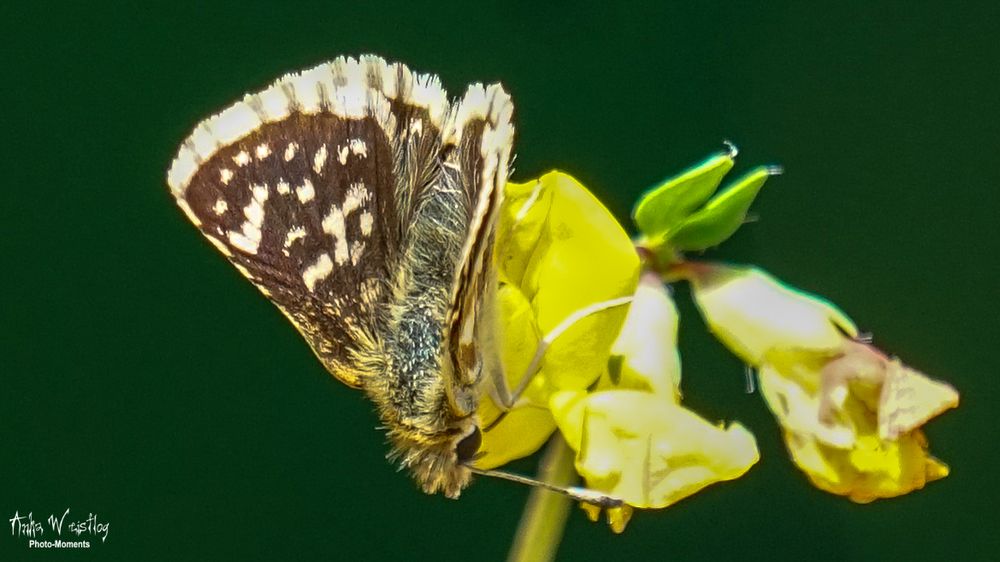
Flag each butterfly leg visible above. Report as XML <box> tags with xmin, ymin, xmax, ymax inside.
<box><xmin>485</xmin><ymin>295</ymin><xmax>634</xmax><ymax>423</ymax></box>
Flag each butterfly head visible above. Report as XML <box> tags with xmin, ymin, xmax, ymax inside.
<box><xmin>387</xmin><ymin>414</ymin><xmax>483</xmax><ymax>498</ymax></box>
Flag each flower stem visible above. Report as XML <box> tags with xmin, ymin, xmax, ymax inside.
<box><xmin>506</xmin><ymin>434</ymin><xmax>576</xmax><ymax>562</ymax></box>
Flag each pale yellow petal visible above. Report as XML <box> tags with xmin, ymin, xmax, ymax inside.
<box><xmin>480</xmin><ymin>172</ymin><xmax>639</xmax><ymax>466</ymax></box>
<box><xmin>689</xmin><ymin>264</ymin><xmax>857</xmax><ymax>365</ymax></box>
<box><xmin>522</xmin><ymin>172</ymin><xmax>639</xmax><ymax>392</ymax></box>
<box><xmin>758</xmin><ymin>344</ymin><xmax>958</xmax><ymax>503</ymax></box>
<box><xmin>475</xmin><ymin>405</ymin><xmax>557</xmax><ymax>470</ymax></box>
<box><xmin>603</xmin><ymin>273</ymin><xmax>682</xmax><ymax>400</ymax></box>
<box><xmin>759</xmin><ymin>348</ymin><xmax>857</xmax><ymax>449</ymax></box>
<box><xmin>551</xmin><ymin>390</ymin><xmax>759</xmax><ymax>510</ymax></box>
<box><xmin>878</xmin><ymin>359</ymin><xmax>960</xmax><ymax>440</ymax></box>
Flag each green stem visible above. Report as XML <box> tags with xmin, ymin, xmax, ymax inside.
<box><xmin>506</xmin><ymin>434</ymin><xmax>577</xmax><ymax>562</ymax></box>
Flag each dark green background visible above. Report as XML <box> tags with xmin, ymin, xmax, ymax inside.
<box><xmin>3</xmin><ymin>2</ymin><xmax>997</xmax><ymax>560</ymax></box>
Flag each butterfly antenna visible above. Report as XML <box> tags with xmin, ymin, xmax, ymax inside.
<box><xmin>464</xmin><ymin>465</ymin><xmax>623</xmax><ymax>508</ymax></box>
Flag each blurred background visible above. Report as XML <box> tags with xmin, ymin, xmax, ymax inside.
<box><xmin>2</xmin><ymin>2</ymin><xmax>997</xmax><ymax>560</ymax></box>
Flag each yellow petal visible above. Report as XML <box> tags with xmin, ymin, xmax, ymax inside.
<box><xmin>581</xmin><ymin>502</ymin><xmax>601</xmax><ymax>523</ymax></box>
<box><xmin>878</xmin><ymin>359</ymin><xmax>960</xmax><ymax>440</ymax></box>
<box><xmin>793</xmin><ymin>429</ymin><xmax>952</xmax><ymax>503</ymax></box>
<box><xmin>605</xmin><ymin>505</ymin><xmax>634</xmax><ymax>534</ymax></box>
<box><xmin>503</xmin><ymin>172</ymin><xmax>639</xmax><ymax>393</ymax></box>
<box><xmin>548</xmin><ymin>390</ymin><xmax>588</xmax><ymax>451</ymax></box>
<box><xmin>475</xmin><ymin>284</ymin><xmax>554</xmax><ymax>469</ymax></box>
<box><xmin>493</xmin><ymin>283</ymin><xmax>546</xmax><ymax>406</ymax></box>
<box><xmin>580</xmin><ymin>502</ymin><xmax>633</xmax><ymax>534</ymax></box>
<box><xmin>480</xmin><ymin>172</ymin><xmax>639</xmax><ymax>466</ymax></box>
<box><xmin>496</xmin><ymin>177</ymin><xmax>551</xmax><ymax>288</ymax></box>
<box><xmin>551</xmin><ymin>389</ymin><xmax>759</xmax><ymax>510</ymax></box>
<box><xmin>688</xmin><ymin>264</ymin><xmax>857</xmax><ymax>365</ymax></box>
<box><xmin>759</xmin><ymin>347</ymin><xmax>858</xmax><ymax>449</ymax></box>
<box><xmin>758</xmin><ymin>344</ymin><xmax>958</xmax><ymax>502</ymax></box>
<box><xmin>476</xmin><ymin>405</ymin><xmax>557</xmax><ymax>470</ymax></box>
<box><xmin>601</xmin><ymin>272</ymin><xmax>682</xmax><ymax>401</ymax></box>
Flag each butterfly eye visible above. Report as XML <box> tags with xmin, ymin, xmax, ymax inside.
<box><xmin>455</xmin><ymin>426</ymin><xmax>482</xmax><ymax>464</ymax></box>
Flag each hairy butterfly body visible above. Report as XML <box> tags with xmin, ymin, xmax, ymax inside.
<box><xmin>167</xmin><ymin>55</ymin><xmax>514</xmax><ymax>498</ymax></box>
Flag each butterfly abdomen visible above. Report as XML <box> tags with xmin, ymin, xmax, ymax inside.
<box><xmin>367</xmin><ymin>172</ymin><xmax>474</xmax><ymax>439</ymax></box>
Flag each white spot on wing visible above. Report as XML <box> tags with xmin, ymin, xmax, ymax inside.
<box><xmin>276</xmin><ymin>180</ymin><xmax>290</xmax><ymax>195</ymax></box>
<box><xmin>322</xmin><ymin>207</ymin><xmax>345</xmax><ymax>238</ymax></box>
<box><xmin>252</xmin><ymin>82</ymin><xmax>293</xmax><ymax>122</ymax></box>
<box><xmin>350</xmin><ymin>241</ymin><xmax>366</xmax><ymax>266</ymax></box>
<box><xmin>167</xmin><ymin>146</ymin><xmax>199</xmax><ymax>196</ymax></box>
<box><xmin>359</xmin><ymin>211</ymin><xmax>373</xmax><ymax>236</ymax></box>
<box><xmin>288</xmin><ymin>63</ymin><xmax>332</xmax><ymax>114</ymax></box>
<box><xmin>302</xmin><ymin>253</ymin><xmax>334</xmax><ymax>292</ymax></box>
<box><xmin>337</xmin><ymin>145</ymin><xmax>349</xmax><ymax>165</ymax></box>
<box><xmin>243</xmin><ymin>199</ymin><xmax>265</xmax><ymax>228</ymax></box>
<box><xmin>212</xmin><ymin>101</ymin><xmax>261</xmax><ymax>145</ymax></box>
<box><xmin>213</xmin><ymin>199</ymin><xmax>228</xmax><ymax>215</ymax></box>
<box><xmin>284</xmin><ymin>142</ymin><xmax>298</xmax><ymax>161</ymax></box>
<box><xmin>233</xmin><ymin>150</ymin><xmax>251</xmax><ymax>167</ymax></box>
<box><xmin>349</xmin><ymin>138</ymin><xmax>368</xmax><ymax>158</ymax></box>
<box><xmin>228</xmin><ymin>230</ymin><xmax>259</xmax><ymax>254</ymax></box>
<box><xmin>409</xmin><ymin>72</ymin><xmax>449</xmax><ymax>127</ymax></box>
<box><xmin>219</xmin><ymin>168</ymin><xmax>234</xmax><ymax>185</ymax></box>
<box><xmin>296</xmin><ymin>178</ymin><xmax>315</xmax><ymax>203</ymax></box>
<box><xmin>234</xmin><ymin>183</ymin><xmax>269</xmax><ymax>253</ymax></box>
<box><xmin>251</xmin><ymin>183</ymin><xmax>269</xmax><ymax>203</ymax></box>
<box><xmin>327</xmin><ymin>57</ymin><xmax>369</xmax><ymax>118</ymax></box>
<box><xmin>255</xmin><ymin>143</ymin><xmax>271</xmax><ymax>159</ymax></box>
<box><xmin>321</xmin><ymin>206</ymin><xmax>350</xmax><ymax>265</ymax></box>
<box><xmin>284</xmin><ymin>226</ymin><xmax>307</xmax><ymax>248</ymax></box>
<box><xmin>343</xmin><ymin>182</ymin><xmax>370</xmax><ymax>215</ymax></box>
<box><xmin>313</xmin><ymin>143</ymin><xmax>328</xmax><ymax>174</ymax></box>
<box><xmin>190</xmin><ymin>124</ymin><xmax>218</xmax><ymax>161</ymax></box>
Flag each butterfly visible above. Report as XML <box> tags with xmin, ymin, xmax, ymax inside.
<box><xmin>166</xmin><ymin>55</ymin><xmax>513</xmax><ymax>498</ymax></box>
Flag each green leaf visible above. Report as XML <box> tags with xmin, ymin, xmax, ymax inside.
<box><xmin>666</xmin><ymin>165</ymin><xmax>777</xmax><ymax>251</ymax></box>
<box><xmin>632</xmin><ymin>150</ymin><xmax>735</xmax><ymax>240</ymax></box>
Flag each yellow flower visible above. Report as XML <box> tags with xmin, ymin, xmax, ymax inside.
<box><xmin>603</xmin><ymin>272</ymin><xmax>683</xmax><ymax>400</ymax></box>
<box><xmin>478</xmin><ymin>173</ymin><xmax>759</xmax><ymax>532</ymax></box>
<box><xmin>553</xmin><ymin>274</ymin><xmax>758</xmax><ymax>532</ymax></box>
<box><xmin>475</xmin><ymin>171</ymin><xmax>639</xmax><ymax>469</ymax></box>
<box><xmin>759</xmin><ymin>342</ymin><xmax>958</xmax><ymax>502</ymax></box>
<box><xmin>551</xmin><ymin>386</ymin><xmax>759</xmax><ymax>519</ymax></box>
<box><xmin>686</xmin><ymin>262</ymin><xmax>960</xmax><ymax>502</ymax></box>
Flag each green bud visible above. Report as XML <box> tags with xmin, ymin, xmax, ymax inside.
<box><xmin>667</xmin><ymin>165</ymin><xmax>780</xmax><ymax>252</ymax></box>
<box><xmin>632</xmin><ymin>149</ymin><xmax>735</xmax><ymax>241</ymax></box>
